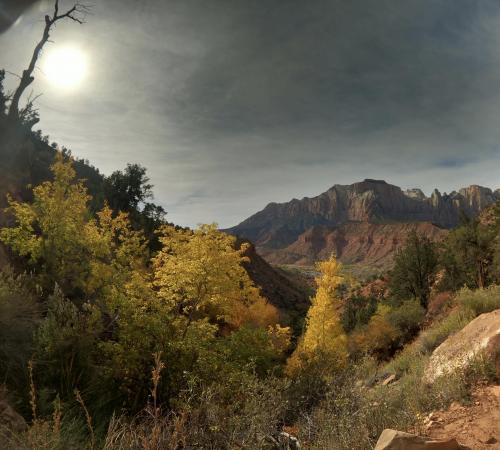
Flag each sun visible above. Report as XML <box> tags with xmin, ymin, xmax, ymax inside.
<box><xmin>42</xmin><ymin>46</ymin><xmax>88</xmax><ymax>89</ymax></box>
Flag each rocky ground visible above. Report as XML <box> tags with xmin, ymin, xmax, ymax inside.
<box><xmin>427</xmin><ymin>384</ymin><xmax>500</xmax><ymax>449</ymax></box>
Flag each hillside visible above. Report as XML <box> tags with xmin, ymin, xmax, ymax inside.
<box><xmin>0</xmin><ymin>119</ymin><xmax>310</xmax><ymax>318</ymax></box>
<box><xmin>227</xmin><ymin>179</ymin><xmax>499</xmax><ymax>269</ymax></box>
<box><xmin>259</xmin><ymin>221</ymin><xmax>447</xmax><ymax>268</ymax></box>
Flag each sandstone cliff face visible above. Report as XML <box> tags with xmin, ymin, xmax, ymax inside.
<box><xmin>227</xmin><ymin>179</ymin><xmax>499</xmax><ymax>268</ymax></box>
<box><xmin>259</xmin><ymin>222</ymin><xmax>447</xmax><ymax>268</ymax></box>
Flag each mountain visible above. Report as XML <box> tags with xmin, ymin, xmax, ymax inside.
<box><xmin>227</xmin><ymin>179</ymin><xmax>500</xmax><ymax>269</ymax></box>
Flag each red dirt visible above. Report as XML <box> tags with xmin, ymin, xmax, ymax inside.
<box><xmin>425</xmin><ymin>384</ymin><xmax>500</xmax><ymax>450</ymax></box>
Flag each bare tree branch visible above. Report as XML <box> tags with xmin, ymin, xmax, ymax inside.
<box><xmin>5</xmin><ymin>71</ymin><xmax>21</xmax><ymax>80</ymax></box>
<box><xmin>7</xmin><ymin>0</ymin><xmax>90</xmax><ymax>122</ymax></box>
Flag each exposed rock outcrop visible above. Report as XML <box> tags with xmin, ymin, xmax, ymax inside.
<box><xmin>424</xmin><ymin>309</ymin><xmax>500</xmax><ymax>384</ymax></box>
<box><xmin>258</xmin><ymin>222</ymin><xmax>447</xmax><ymax>268</ymax></box>
<box><xmin>227</xmin><ymin>179</ymin><xmax>498</xmax><ymax>268</ymax></box>
<box><xmin>374</xmin><ymin>429</ymin><xmax>461</xmax><ymax>450</ymax></box>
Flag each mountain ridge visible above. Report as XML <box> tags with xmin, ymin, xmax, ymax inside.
<box><xmin>227</xmin><ymin>179</ymin><xmax>499</xmax><ymax>269</ymax></box>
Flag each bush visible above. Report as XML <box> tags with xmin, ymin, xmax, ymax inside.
<box><xmin>350</xmin><ymin>308</ymin><xmax>400</xmax><ymax>360</ymax></box>
<box><xmin>418</xmin><ymin>286</ymin><xmax>500</xmax><ymax>354</ymax></box>
<box><xmin>386</xmin><ymin>299</ymin><xmax>425</xmax><ymax>346</ymax></box>
<box><xmin>457</xmin><ymin>285</ymin><xmax>500</xmax><ymax>316</ymax></box>
<box><xmin>0</xmin><ymin>270</ymin><xmax>41</xmax><ymax>402</ymax></box>
<box><xmin>341</xmin><ymin>296</ymin><xmax>377</xmax><ymax>333</ymax></box>
<box><xmin>101</xmin><ymin>370</ymin><xmax>287</xmax><ymax>450</ymax></box>
<box><xmin>419</xmin><ymin>310</ymin><xmax>472</xmax><ymax>354</ymax></box>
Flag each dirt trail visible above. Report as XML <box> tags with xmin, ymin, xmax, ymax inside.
<box><xmin>426</xmin><ymin>384</ymin><xmax>500</xmax><ymax>449</ymax></box>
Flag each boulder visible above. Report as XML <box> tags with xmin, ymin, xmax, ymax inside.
<box><xmin>375</xmin><ymin>429</ymin><xmax>461</xmax><ymax>450</ymax></box>
<box><xmin>424</xmin><ymin>309</ymin><xmax>500</xmax><ymax>383</ymax></box>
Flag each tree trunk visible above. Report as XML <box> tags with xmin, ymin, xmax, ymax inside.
<box><xmin>8</xmin><ymin>15</ymin><xmax>52</xmax><ymax>122</ymax></box>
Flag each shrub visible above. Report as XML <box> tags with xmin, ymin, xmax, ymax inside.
<box><xmin>419</xmin><ymin>309</ymin><xmax>472</xmax><ymax>354</ymax></box>
<box><xmin>0</xmin><ymin>270</ymin><xmax>41</xmax><ymax>401</ymax></box>
<box><xmin>426</xmin><ymin>291</ymin><xmax>453</xmax><ymax>320</ymax></box>
<box><xmin>457</xmin><ymin>285</ymin><xmax>500</xmax><ymax>316</ymax></box>
<box><xmin>418</xmin><ymin>286</ymin><xmax>500</xmax><ymax>354</ymax></box>
<box><xmin>101</xmin><ymin>371</ymin><xmax>287</xmax><ymax>450</ymax></box>
<box><xmin>386</xmin><ymin>299</ymin><xmax>425</xmax><ymax>346</ymax></box>
<box><xmin>341</xmin><ymin>295</ymin><xmax>377</xmax><ymax>333</ymax></box>
<box><xmin>350</xmin><ymin>306</ymin><xmax>400</xmax><ymax>360</ymax></box>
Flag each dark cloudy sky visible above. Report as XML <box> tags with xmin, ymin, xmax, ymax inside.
<box><xmin>1</xmin><ymin>0</ymin><xmax>500</xmax><ymax>227</ymax></box>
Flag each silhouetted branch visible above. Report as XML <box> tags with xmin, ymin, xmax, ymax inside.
<box><xmin>7</xmin><ymin>0</ymin><xmax>90</xmax><ymax>123</ymax></box>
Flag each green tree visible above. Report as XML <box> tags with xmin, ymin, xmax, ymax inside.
<box><xmin>104</xmin><ymin>164</ymin><xmax>153</xmax><ymax>213</ymax></box>
<box><xmin>441</xmin><ymin>209</ymin><xmax>499</xmax><ymax>290</ymax></box>
<box><xmin>389</xmin><ymin>230</ymin><xmax>438</xmax><ymax>308</ymax></box>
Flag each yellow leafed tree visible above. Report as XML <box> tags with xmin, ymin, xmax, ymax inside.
<box><xmin>152</xmin><ymin>224</ymin><xmax>280</xmax><ymax>333</ymax></box>
<box><xmin>286</xmin><ymin>255</ymin><xmax>348</xmax><ymax>376</ymax></box>
<box><xmin>0</xmin><ymin>152</ymin><xmax>148</xmax><ymax>302</ymax></box>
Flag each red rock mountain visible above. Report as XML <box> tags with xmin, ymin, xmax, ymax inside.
<box><xmin>227</xmin><ymin>180</ymin><xmax>499</xmax><ymax>269</ymax></box>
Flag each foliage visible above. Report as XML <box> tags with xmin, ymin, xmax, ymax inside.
<box><xmin>104</xmin><ymin>164</ymin><xmax>153</xmax><ymax>213</ymax></box>
<box><xmin>457</xmin><ymin>284</ymin><xmax>500</xmax><ymax>316</ymax></box>
<box><xmin>153</xmin><ymin>223</ymin><xmax>280</xmax><ymax>332</ymax></box>
<box><xmin>34</xmin><ymin>288</ymin><xmax>101</xmax><ymax>401</ymax></box>
<box><xmin>350</xmin><ymin>306</ymin><xmax>399</xmax><ymax>359</ymax></box>
<box><xmin>103</xmin><ymin>164</ymin><xmax>166</xmax><ymax>247</ymax></box>
<box><xmin>349</xmin><ymin>299</ymin><xmax>425</xmax><ymax>360</ymax></box>
<box><xmin>0</xmin><ymin>153</ymin><xmax>149</xmax><ymax>302</ymax></box>
<box><xmin>440</xmin><ymin>205</ymin><xmax>500</xmax><ymax>290</ymax></box>
<box><xmin>286</xmin><ymin>256</ymin><xmax>348</xmax><ymax>378</ymax></box>
<box><xmin>0</xmin><ymin>154</ymin><xmax>291</xmax><ymax>432</ymax></box>
<box><xmin>386</xmin><ymin>299</ymin><xmax>425</xmax><ymax>343</ymax></box>
<box><xmin>341</xmin><ymin>295</ymin><xmax>377</xmax><ymax>333</ymax></box>
<box><xmin>389</xmin><ymin>230</ymin><xmax>438</xmax><ymax>308</ymax></box>
<box><xmin>0</xmin><ymin>270</ymin><xmax>41</xmax><ymax>397</ymax></box>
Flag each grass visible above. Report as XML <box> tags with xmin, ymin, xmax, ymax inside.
<box><xmin>2</xmin><ymin>286</ymin><xmax>499</xmax><ymax>449</ymax></box>
<box><xmin>298</xmin><ymin>285</ymin><xmax>500</xmax><ymax>449</ymax></box>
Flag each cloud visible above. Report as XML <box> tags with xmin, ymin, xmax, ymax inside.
<box><xmin>1</xmin><ymin>0</ymin><xmax>500</xmax><ymax>227</ymax></box>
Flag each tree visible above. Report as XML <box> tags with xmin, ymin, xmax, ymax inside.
<box><xmin>0</xmin><ymin>152</ymin><xmax>148</xmax><ymax>301</ymax></box>
<box><xmin>440</xmin><ymin>208</ymin><xmax>499</xmax><ymax>290</ymax></box>
<box><xmin>104</xmin><ymin>164</ymin><xmax>154</xmax><ymax>213</ymax></box>
<box><xmin>286</xmin><ymin>256</ymin><xmax>348</xmax><ymax>377</ymax></box>
<box><xmin>152</xmin><ymin>224</ymin><xmax>280</xmax><ymax>334</ymax></box>
<box><xmin>8</xmin><ymin>0</ymin><xmax>89</xmax><ymax>122</ymax></box>
<box><xmin>389</xmin><ymin>230</ymin><xmax>438</xmax><ymax>309</ymax></box>
<box><xmin>104</xmin><ymin>164</ymin><xmax>167</xmax><ymax>248</ymax></box>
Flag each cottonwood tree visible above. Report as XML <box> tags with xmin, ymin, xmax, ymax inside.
<box><xmin>8</xmin><ymin>0</ymin><xmax>90</xmax><ymax>122</ymax></box>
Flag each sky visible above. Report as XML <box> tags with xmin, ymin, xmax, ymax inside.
<box><xmin>1</xmin><ymin>0</ymin><xmax>500</xmax><ymax>228</ymax></box>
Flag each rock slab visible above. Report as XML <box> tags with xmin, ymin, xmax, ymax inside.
<box><xmin>424</xmin><ymin>309</ymin><xmax>500</xmax><ymax>383</ymax></box>
<box><xmin>375</xmin><ymin>429</ymin><xmax>461</xmax><ymax>450</ymax></box>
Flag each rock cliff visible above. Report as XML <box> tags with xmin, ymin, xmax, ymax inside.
<box><xmin>227</xmin><ymin>180</ymin><xmax>499</xmax><ymax>268</ymax></box>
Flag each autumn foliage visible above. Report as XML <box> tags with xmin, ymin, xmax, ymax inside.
<box><xmin>286</xmin><ymin>256</ymin><xmax>348</xmax><ymax>377</ymax></box>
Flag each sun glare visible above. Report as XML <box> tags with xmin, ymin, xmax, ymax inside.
<box><xmin>43</xmin><ymin>46</ymin><xmax>88</xmax><ymax>89</ymax></box>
